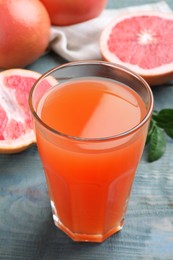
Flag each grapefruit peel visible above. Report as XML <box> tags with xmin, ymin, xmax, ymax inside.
<box><xmin>100</xmin><ymin>11</ymin><xmax>173</xmax><ymax>86</ymax></box>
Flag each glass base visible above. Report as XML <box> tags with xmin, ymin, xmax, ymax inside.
<box><xmin>52</xmin><ymin>212</ymin><xmax>124</xmax><ymax>243</ymax></box>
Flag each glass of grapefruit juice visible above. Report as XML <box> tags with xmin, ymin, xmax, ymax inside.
<box><xmin>29</xmin><ymin>61</ymin><xmax>153</xmax><ymax>242</ymax></box>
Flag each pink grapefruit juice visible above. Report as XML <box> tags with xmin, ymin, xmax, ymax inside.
<box><xmin>36</xmin><ymin>77</ymin><xmax>148</xmax><ymax>242</ymax></box>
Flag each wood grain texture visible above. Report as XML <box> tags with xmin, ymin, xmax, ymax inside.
<box><xmin>1</xmin><ymin>1</ymin><xmax>173</xmax><ymax>259</ymax></box>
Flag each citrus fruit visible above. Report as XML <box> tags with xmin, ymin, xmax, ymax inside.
<box><xmin>0</xmin><ymin>0</ymin><xmax>51</xmax><ymax>69</ymax></box>
<box><xmin>40</xmin><ymin>0</ymin><xmax>108</xmax><ymax>26</ymax></box>
<box><xmin>0</xmin><ymin>69</ymin><xmax>42</xmax><ymax>154</ymax></box>
<box><xmin>100</xmin><ymin>12</ymin><xmax>173</xmax><ymax>86</ymax></box>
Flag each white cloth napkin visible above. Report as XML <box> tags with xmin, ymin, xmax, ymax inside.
<box><xmin>49</xmin><ymin>1</ymin><xmax>172</xmax><ymax>61</ymax></box>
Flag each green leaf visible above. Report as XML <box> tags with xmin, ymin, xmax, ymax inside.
<box><xmin>146</xmin><ymin>108</ymin><xmax>173</xmax><ymax>162</ymax></box>
<box><xmin>153</xmin><ymin>109</ymin><xmax>173</xmax><ymax>124</ymax></box>
<box><xmin>148</xmin><ymin>126</ymin><xmax>167</xmax><ymax>162</ymax></box>
<box><xmin>164</xmin><ymin>123</ymin><xmax>173</xmax><ymax>139</ymax></box>
<box><xmin>158</xmin><ymin>108</ymin><xmax>173</xmax><ymax>120</ymax></box>
<box><xmin>146</xmin><ymin>119</ymin><xmax>155</xmax><ymax>145</ymax></box>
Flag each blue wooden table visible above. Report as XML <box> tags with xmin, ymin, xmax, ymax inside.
<box><xmin>1</xmin><ymin>1</ymin><xmax>173</xmax><ymax>259</ymax></box>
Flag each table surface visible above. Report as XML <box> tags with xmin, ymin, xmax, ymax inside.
<box><xmin>1</xmin><ymin>1</ymin><xmax>173</xmax><ymax>259</ymax></box>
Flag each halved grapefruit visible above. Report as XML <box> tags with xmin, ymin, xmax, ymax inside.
<box><xmin>100</xmin><ymin>12</ymin><xmax>173</xmax><ymax>86</ymax></box>
<box><xmin>0</xmin><ymin>69</ymin><xmax>42</xmax><ymax>153</ymax></box>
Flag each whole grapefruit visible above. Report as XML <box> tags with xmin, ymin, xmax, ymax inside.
<box><xmin>40</xmin><ymin>0</ymin><xmax>108</xmax><ymax>26</ymax></box>
<box><xmin>100</xmin><ymin>12</ymin><xmax>173</xmax><ymax>86</ymax></box>
<box><xmin>0</xmin><ymin>0</ymin><xmax>51</xmax><ymax>69</ymax></box>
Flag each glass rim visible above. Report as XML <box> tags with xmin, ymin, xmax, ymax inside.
<box><xmin>29</xmin><ymin>60</ymin><xmax>154</xmax><ymax>142</ymax></box>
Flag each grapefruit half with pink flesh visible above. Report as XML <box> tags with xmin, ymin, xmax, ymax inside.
<box><xmin>0</xmin><ymin>69</ymin><xmax>53</xmax><ymax>154</ymax></box>
<box><xmin>100</xmin><ymin>12</ymin><xmax>173</xmax><ymax>86</ymax></box>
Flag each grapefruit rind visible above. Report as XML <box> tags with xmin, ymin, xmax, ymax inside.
<box><xmin>100</xmin><ymin>11</ymin><xmax>173</xmax><ymax>85</ymax></box>
<box><xmin>0</xmin><ymin>69</ymin><xmax>41</xmax><ymax>154</ymax></box>
<box><xmin>0</xmin><ymin>131</ymin><xmax>36</xmax><ymax>154</ymax></box>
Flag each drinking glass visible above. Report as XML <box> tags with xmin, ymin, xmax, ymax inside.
<box><xmin>29</xmin><ymin>61</ymin><xmax>153</xmax><ymax>242</ymax></box>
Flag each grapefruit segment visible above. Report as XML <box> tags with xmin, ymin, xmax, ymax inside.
<box><xmin>0</xmin><ymin>69</ymin><xmax>45</xmax><ymax>153</ymax></box>
<box><xmin>100</xmin><ymin>12</ymin><xmax>173</xmax><ymax>85</ymax></box>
